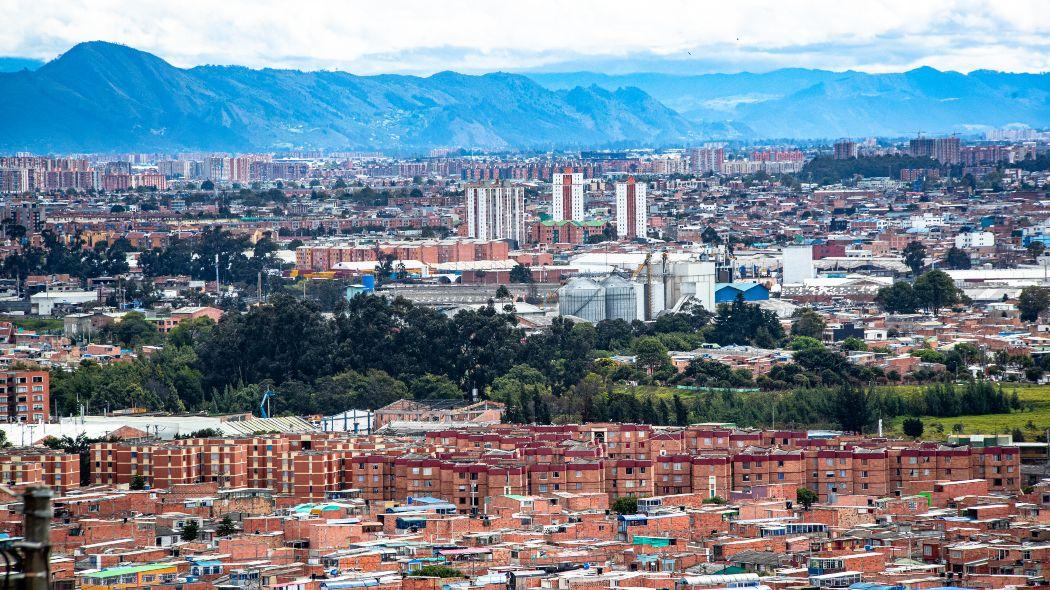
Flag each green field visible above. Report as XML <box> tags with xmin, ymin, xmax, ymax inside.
<box><xmin>618</xmin><ymin>382</ymin><xmax>1050</xmax><ymax>440</ymax></box>
<box><xmin>0</xmin><ymin>315</ymin><xmax>64</xmax><ymax>333</ymax></box>
<box><xmin>885</xmin><ymin>384</ymin><xmax>1050</xmax><ymax>439</ymax></box>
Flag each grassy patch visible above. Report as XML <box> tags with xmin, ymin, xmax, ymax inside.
<box><xmin>0</xmin><ymin>315</ymin><xmax>63</xmax><ymax>332</ymax></box>
<box><xmin>885</xmin><ymin>384</ymin><xmax>1050</xmax><ymax>439</ymax></box>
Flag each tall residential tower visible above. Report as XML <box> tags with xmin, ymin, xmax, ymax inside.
<box><xmin>551</xmin><ymin>167</ymin><xmax>584</xmax><ymax>222</ymax></box>
<box><xmin>615</xmin><ymin>176</ymin><xmax>647</xmax><ymax>239</ymax></box>
<box><xmin>465</xmin><ymin>182</ymin><xmax>525</xmax><ymax>245</ymax></box>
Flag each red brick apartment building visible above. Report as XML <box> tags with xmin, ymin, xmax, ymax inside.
<box><xmin>295</xmin><ymin>239</ymin><xmax>511</xmax><ymax>271</ymax></box>
<box><xmin>0</xmin><ymin>369</ymin><xmax>49</xmax><ymax>423</ymax></box>
<box><xmin>0</xmin><ymin>448</ymin><xmax>79</xmax><ymax>492</ymax></box>
<box><xmin>72</xmin><ymin>423</ymin><xmax>1024</xmax><ymax>507</ymax></box>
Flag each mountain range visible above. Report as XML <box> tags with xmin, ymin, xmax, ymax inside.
<box><xmin>0</xmin><ymin>41</ymin><xmax>1047</xmax><ymax>153</ymax></box>
<box><xmin>527</xmin><ymin>69</ymin><xmax>1050</xmax><ymax>139</ymax></box>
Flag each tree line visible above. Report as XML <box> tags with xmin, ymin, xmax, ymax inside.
<box><xmin>45</xmin><ymin>292</ymin><xmax>1025</xmax><ymax>432</ymax></box>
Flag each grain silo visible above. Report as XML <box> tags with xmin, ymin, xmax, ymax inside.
<box><xmin>558</xmin><ymin>277</ymin><xmax>606</xmax><ymax>322</ymax></box>
<box><xmin>601</xmin><ymin>274</ymin><xmax>638</xmax><ymax>322</ymax></box>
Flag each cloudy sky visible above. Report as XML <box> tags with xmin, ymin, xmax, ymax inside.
<box><xmin>1</xmin><ymin>0</ymin><xmax>1047</xmax><ymax>74</ymax></box>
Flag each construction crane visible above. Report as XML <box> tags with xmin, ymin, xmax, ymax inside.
<box><xmin>259</xmin><ymin>388</ymin><xmax>275</xmax><ymax>419</ymax></box>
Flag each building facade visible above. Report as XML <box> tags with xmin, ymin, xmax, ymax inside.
<box><xmin>551</xmin><ymin>167</ymin><xmax>584</xmax><ymax>222</ymax></box>
<box><xmin>465</xmin><ymin>182</ymin><xmax>525</xmax><ymax>245</ymax></box>
<box><xmin>0</xmin><ymin>369</ymin><xmax>49</xmax><ymax>423</ymax></box>
<box><xmin>615</xmin><ymin>177</ymin><xmax>647</xmax><ymax>239</ymax></box>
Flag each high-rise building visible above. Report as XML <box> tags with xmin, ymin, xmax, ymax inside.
<box><xmin>688</xmin><ymin>147</ymin><xmax>725</xmax><ymax>174</ymax></box>
<box><xmin>833</xmin><ymin>140</ymin><xmax>858</xmax><ymax>160</ymax></box>
<box><xmin>551</xmin><ymin>167</ymin><xmax>584</xmax><ymax>222</ymax></box>
<box><xmin>2</xmin><ymin>201</ymin><xmax>46</xmax><ymax>231</ymax></box>
<box><xmin>202</xmin><ymin>156</ymin><xmax>230</xmax><ymax>182</ymax></box>
<box><xmin>158</xmin><ymin>160</ymin><xmax>192</xmax><ymax>179</ymax></box>
<box><xmin>908</xmin><ymin>137</ymin><xmax>960</xmax><ymax>165</ymax></box>
<box><xmin>465</xmin><ymin>182</ymin><xmax>525</xmax><ymax>245</ymax></box>
<box><xmin>615</xmin><ymin>176</ymin><xmax>647</xmax><ymax>240</ymax></box>
<box><xmin>0</xmin><ymin>168</ymin><xmax>33</xmax><ymax>194</ymax></box>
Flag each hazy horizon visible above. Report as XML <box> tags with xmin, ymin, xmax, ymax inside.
<box><xmin>0</xmin><ymin>0</ymin><xmax>1047</xmax><ymax>76</ymax></box>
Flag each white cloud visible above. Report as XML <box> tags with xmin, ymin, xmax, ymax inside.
<box><xmin>0</xmin><ymin>0</ymin><xmax>1046</xmax><ymax>73</ymax></box>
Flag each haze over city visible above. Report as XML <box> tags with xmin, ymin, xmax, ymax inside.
<box><xmin>1</xmin><ymin>0</ymin><xmax>1049</xmax><ymax>74</ymax></box>
<box><xmin>0</xmin><ymin>1</ymin><xmax>1047</xmax><ymax>589</ymax></box>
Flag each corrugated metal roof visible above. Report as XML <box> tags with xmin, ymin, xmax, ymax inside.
<box><xmin>217</xmin><ymin>416</ymin><xmax>316</xmax><ymax>435</ymax></box>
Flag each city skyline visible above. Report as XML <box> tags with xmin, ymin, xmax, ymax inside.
<box><xmin>0</xmin><ymin>0</ymin><xmax>1047</xmax><ymax>75</ymax></box>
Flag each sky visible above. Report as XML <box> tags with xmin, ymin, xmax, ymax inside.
<box><xmin>0</xmin><ymin>0</ymin><xmax>1047</xmax><ymax>75</ymax></box>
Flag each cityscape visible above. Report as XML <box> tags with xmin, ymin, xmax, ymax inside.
<box><xmin>0</xmin><ymin>2</ymin><xmax>1047</xmax><ymax>590</ymax></box>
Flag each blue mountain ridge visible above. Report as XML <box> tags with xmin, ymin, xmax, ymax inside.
<box><xmin>1</xmin><ymin>41</ymin><xmax>1047</xmax><ymax>152</ymax></box>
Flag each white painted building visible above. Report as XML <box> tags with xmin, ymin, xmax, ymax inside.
<box><xmin>465</xmin><ymin>182</ymin><xmax>525</xmax><ymax>244</ymax></box>
<box><xmin>954</xmin><ymin>231</ymin><xmax>995</xmax><ymax>250</ymax></box>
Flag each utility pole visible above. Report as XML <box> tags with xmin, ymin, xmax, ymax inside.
<box><xmin>21</xmin><ymin>486</ymin><xmax>52</xmax><ymax>590</ymax></box>
<box><xmin>215</xmin><ymin>254</ymin><xmax>220</xmax><ymax>297</ymax></box>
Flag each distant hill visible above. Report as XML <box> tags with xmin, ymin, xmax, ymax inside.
<box><xmin>2</xmin><ymin>42</ymin><xmax>1047</xmax><ymax>152</ymax></box>
<box><xmin>0</xmin><ymin>57</ymin><xmax>43</xmax><ymax>73</ymax></box>
<box><xmin>0</xmin><ymin>42</ymin><xmax>699</xmax><ymax>153</ymax></box>
<box><xmin>527</xmin><ymin>68</ymin><xmax>1050</xmax><ymax>139</ymax></box>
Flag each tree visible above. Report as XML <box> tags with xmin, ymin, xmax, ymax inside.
<box><xmin>1027</xmin><ymin>241</ymin><xmax>1045</xmax><ymax>261</ymax></box>
<box><xmin>902</xmin><ymin>241</ymin><xmax>927</xmax><ymax>276</ymax></box>
<box><xmin>941</xmin><ymin>246</ymin><xmax>971</xmax><ymax>270</ymax></box>
<box><xmin>374</xmin><ymin>253</ymin><xmax>396</xmax><ymax>288</ymax></box>
<box><xmin>672</xmin><ymin>394</ymin><xmax>689</xmax><ymax>426</ymax></box>
<box><xmin>167</xmin><ymin>317</ymin><xmax>216</xmax><ymax>349</ymax></box>
<box><xmin>216</xmin><ymin>515</ymin><xmax>238</xmax><ymax>537</ymax></box>
<box><xmin>612</xmin><ymin>495</ymin><xmax>638</xmax><ymax>515</ymax></box>
<box><xmin>841</xmin><ymin>337</ymin><xmax>867</xmax><ymax>352</ymax></box>
<box><xmin>875</xmin><ymin>282</ymin><xmax>918</xmax><ymax>314</ymax></box>
<box><xmin>3</xmin><ymin>223</ymin><xmax>26</xmax><ymax>240</ymax></box>
<box><xmin>129</xmin><ymin>474</ymin><xmax>147</xmax><ymax>490</ymax></box>
<box><xmin>495</xmin><ymin>285</ymin><xmax>511</xmax><ymax>300</ymax></box>
<box><xmin>181</xmin><ymin>519</ymin><xmax>200</xmax><ymax>541</ymax></box>
<box><xmin>902</xmin><ymin>417</ymin><xmax>924</xmax><ymax>438</ymax></box>
<box><xmin>409</xmin><ymin>374</ymin><xmax>462</xmax><ymax>400</ymax></box>
<box><xmin>509</xmin><ymin>264</ymin><xmax>532</xmax><ymax>283</ymax></box>
<box><xmin>796</xmin><ymin>487</ymin><xmax>818</xmax><ymax>510</ymax></box>
<box><xmin>833</xmin><ymin>384</ymin><xmax>874</xmax><ymax>433</ymax></box>
<box><xmin>709</xmin><ymin>294</ymin><xmax>785</xmax><ymax>347</ymax></box>
<box><xmin>101</xmin><ymin>312</ymin><xmax>161</xmax><ymax>348</ymax></box>
<box><xmin>790</xmin><ymin>308</ymin><xmax>826</xmax><ymax>339</ymax></box>
<box><xmin>913</xmin><ymin>270</ymin><xmax>963</xmax><ymax>314</ymax></box>
<box><xmin>1018</xmin><ymin>286</ymin><xmax>1050</xmax><ymax>322</ymax></box>
<box><xmin>633</xmin><ymin>337</ymin><xmax>670</xmax><ymax>374</ymax></box>
<box><xmin>788</xmin><ymin>336</ymin><xmax>824</xmax><ymax>351</ymax></box>
<box><xmin>701</xmin><ymin>226</ymin><xmax>722</xmax><ymax>244</ymax></box>
<box><xmin>412</xmin><ymin>566</ymin><xmax>464</xmax><ymax>578</ymax></box>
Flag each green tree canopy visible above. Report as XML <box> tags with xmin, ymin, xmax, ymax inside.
<box><xmin>790</xmin><ymin>308</ymin><xmax>826</xmax><ymax>339</ymax></box>
<box><xmin>612</xmin><ymin>495</ymin><xmax>638</xmax><ymax>515</ymax></box>
<box><xmin>1018</xmin><ymin>286</ymin><xmax>1050</xmax><ymax>322</ymax></box>
<box><xmin>913</xmin><ymin>270</ymin><xmax>963</xmax><ymax>314</ymax></box>
<box><xmin>902</xmin><ymin>241</ymin><xmax>927</xmax><ymax>276</ymax></box>
<box><xmin>941</xmin><ymin>246</ymin><xmax>971</xmax><ymax>270</ymax></box>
